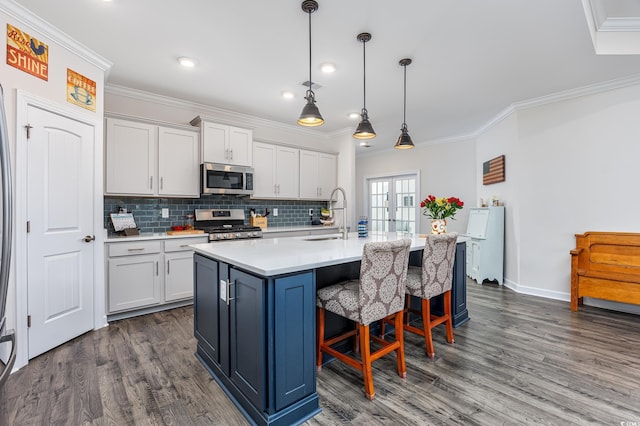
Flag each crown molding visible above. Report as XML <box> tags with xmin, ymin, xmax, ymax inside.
<box><xmin>105</xmin><ymin>84</ymin><xmax>330</xmax><ymax>139</ymax></box>
<box><xmin>582</xmin><ymin>0</ymin><xmax>640</xmax><ymax>53</ymax></box>
<box><xmin>109</xmin><ymin>70</ymin><xmax>640</xmax><ymax>157</ymax></box>
<box><xmin>0</xmin><ymin>0</ymin><xmax>112</xmax><ymax>72</ymax></box>
<box><xmin>475</xmin><ymin>73</ymin><xmax>640</xmax><ymax>137</ymax></box>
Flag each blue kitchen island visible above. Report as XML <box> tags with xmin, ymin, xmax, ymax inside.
<box><xmin>191</xmin><ymin>232</ymin><xmax>468</xmax><ymax>426</ymax></box>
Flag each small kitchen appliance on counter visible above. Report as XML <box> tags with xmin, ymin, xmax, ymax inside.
<box><xmin>194</xmin><ymin>208</ymin><xmax>262</xmax><ymax>242</ymax></box>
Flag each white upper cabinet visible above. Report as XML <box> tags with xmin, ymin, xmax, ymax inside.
<box><xmin>105</xmin><ymin>117</ymin><xmax>199</xmax><ymax>198</ymax></box>
<box><xmin>105</xmin><ymin>118</ymin><xmax>157</xmax><ymax>196</ymax></box>
<box><xmin>192</xmin><ymin>117</ymin><xmax>252</xmax><ymax>166</ymax></box>
<box><xmin>252</xmin><ymin>142</ymin><xmax>299</xmax><ymax>199</ymax></box>
<box><xmin>299</xmin><ymin>150</ymin><xmax>337</xmax><ymax>200</ymax></box>
<box><xmin>158</xmin><ymin>127</ymin><xmax>200</xmax><ymax>197</ymax></box>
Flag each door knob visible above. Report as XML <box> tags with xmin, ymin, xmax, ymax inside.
<box><xmin>83</xmin><ymin>235</ymin><xmax>95</xmax><ymax>242</ymax></box>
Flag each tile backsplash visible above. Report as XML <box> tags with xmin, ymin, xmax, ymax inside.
<box><xmin>104</xmin><ymin>196</ymin><xmax>327</xmax><ymax>234</ymax></box>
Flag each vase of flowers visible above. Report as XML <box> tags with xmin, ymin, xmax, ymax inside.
<box><xmin>420</xmin><ymin>195</ymin><xmax>464</xmax><ymax>234</ymax></box>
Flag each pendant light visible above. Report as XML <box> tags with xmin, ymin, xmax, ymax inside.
<box><xmin>297</xmin><ymin>0</ymin><xmax>324</xmax><ymax>127</ymax></box>
<box><xmin>353</xmin><ymin>32</ymin><xmax>375</xmax><ymax>140</ymax></box>
<box><xmin>394</xmin><ymin>58</ymin><xmax>415</xmax><ymax>149</ymax></box>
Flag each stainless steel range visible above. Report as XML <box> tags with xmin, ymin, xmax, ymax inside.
<box><xmin>194</xmin><ymin>208</ymin><xmax>263</xmax><ymax>242</ymax></box>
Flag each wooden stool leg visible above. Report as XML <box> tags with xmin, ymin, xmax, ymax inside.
<box><xmin>394</xmin><ymin>311</ymin><xmax>406</xmax><ymax>379</ymax></box>
<box><xmin>317</xmin><ymin>307</ymin><xmax>324</xmax><ymax>371</ymax></box>
<box><xmin>422</xmin><ymin>298</ymin><xmax>435</xmax><ymax>358</ymax></box>
<box><xmin>404</xmin><ymin>294</ymin><xmax>411</xmax><ymax>326</ymax></box>
<box><xmin>359</xmin><ymin>324</ymin><xmax>375</xmax><ymax>400</ymax></box>
<box><xmin>444</xmin><ymin>291</ymin><xmax>455</xmax><ymax>344</ymax></box>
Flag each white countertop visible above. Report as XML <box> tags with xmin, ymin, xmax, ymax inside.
<box><xmin>191</xmin><ymin>232</ymin><xmax>469</xmax><ymax>277</ymax></box>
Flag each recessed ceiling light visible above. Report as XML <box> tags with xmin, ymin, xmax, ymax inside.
<box><xmin>320</xmin><ymin>63</ymin><xmax>336</xmax><ymax>73</ymax></box>
<box><xmin>178</xmin><ymin>57</ymin><xmax>195</xmax><ymax>68</ymax></box>
<box><xmin>282</xmin><ymin>91</ymin><xmax>295</xmax><ymax>99</ymax></box>
<box><xmin>348</xmin><ymin>112</ymin><xmax>360</xmax><ymax>119</ymax></box>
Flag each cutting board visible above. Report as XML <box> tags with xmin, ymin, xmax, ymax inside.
<box><xmin>166</xmin><ymin>229</ymin><xmax>205</xmax><ymax>235</ymax></box>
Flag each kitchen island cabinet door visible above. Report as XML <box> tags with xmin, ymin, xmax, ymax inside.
<box><xmin>194</xmin><ymin>254</ymin><xmax>221</xmax><ymax>365</ymax></box>
<box><xmin>229</xmin><ymin>268</ymin><xmax>266</xmax><ymax>411</ymax></box>
<box><xmin>273</xmin><ymin>272</ymin><xmax>315</xmax><ymax>411</ymax></box>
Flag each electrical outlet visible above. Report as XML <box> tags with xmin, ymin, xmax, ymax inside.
<box><xmin>308</xmin><ymin>208</ymin><xmax>313</xmax><ymax>216</ymax></box>
<box><xmin>161</xmin><ymin>208</ymin><xmax>169</xmax><ymax>218</ymax></box>
<box><xmin>273</xmin><ymin>208</ymin><xmax>278</xmax><ymax>217</ymax></box>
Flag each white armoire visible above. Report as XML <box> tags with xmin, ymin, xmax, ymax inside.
<box><xmin>465</xmin><ymin>206</ymin><xmax>504</xmax><ymax>285</ymax></box>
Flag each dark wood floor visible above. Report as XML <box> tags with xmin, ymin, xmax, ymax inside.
<box><xmin>2</xmin><ymin>280</ymin><xmax>639</xmax><ymax>425</ymax></box>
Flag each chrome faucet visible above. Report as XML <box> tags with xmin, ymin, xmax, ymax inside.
<box><xmin>329</xmin><ymin>187</ymin><xmax>348</xmax><ymax>240</ymax></box>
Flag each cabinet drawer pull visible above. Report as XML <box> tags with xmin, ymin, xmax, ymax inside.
<box><xmin>156</xmin><ymin>261</ymin><xmax>159</xmax><ymax>276</ymax></box>
<box><xmin>179</xmin><ymin>244</ymin><xmax>189</xmax><ymax>248</ymax></box>
<box><xmin>167</xmin><ymin>260</ymin><xmax>170</xmax><ymax>274</ymax></box>
<box><xmin>128</xmin><ymin>248</ymin><xmax>145</xmax><ymax>252</ymax></box>
<box><xmin>150</xmin><ymin>176</ymin><xmax>153</xmax><ymax>190</ymax></box>
<box><xmin>220</xmin><ymin>279</ymin><xmax>236</xmax><ymax>306</ymax></box>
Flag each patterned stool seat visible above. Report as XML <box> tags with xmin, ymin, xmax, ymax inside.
<box><xmin>316</xmin><ymin>238</ymin><xmax>412</xmax><ymax>400</ymax></box>
<box><xmin>404</xmin><ymin>233</ymin><xmax>458</xmax><ymax>358</ymax></box>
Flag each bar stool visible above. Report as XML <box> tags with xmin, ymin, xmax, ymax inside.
<box><xmin>404</xmin><ymin>233</ymin><xmax>457</xmax><ymax>358</ymax></box>
<box><xmin>316</xmin><ymin>238</ymin><xmax>412</xmax><ymax>400</ymax></box>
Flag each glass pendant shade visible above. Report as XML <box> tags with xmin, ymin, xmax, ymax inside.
<box><xmin>394</xmin><ymin>58</ymin><xmax>415</xmax><ymax>149</ymax></box>
<box><xmin>298</xmin><ymin>0</ymin><xmax>323</xmax><ymax>127</ymax></box>
<box><xmin>298</xmin><ymin>91</ymin><xmax>324</xmax><ymax>126</ymax></box>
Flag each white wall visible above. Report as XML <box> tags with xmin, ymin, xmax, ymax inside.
<box><xmin>0</xmin><ymin>1</ymin><xmax>109</xmax><ymax>368</ymax></box>
<box><xmin>477</xmin><ymin>82</ymin><xmax>640</xmax><ymax>313</ymax></box>
<box><xmin>357</xmin><ymin>81</ymin><xmax>640</xmax><ymax>315</ymax></box>
<box><xmin>356</xmin><ymin>138</ymin><xmax>476</xmax><ymax>235</ymax></box>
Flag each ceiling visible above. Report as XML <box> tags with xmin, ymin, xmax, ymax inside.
<box><xmin>13</xmin><ymin>0</ymin><xmax>640</xmax><ymax>152</ymax></box>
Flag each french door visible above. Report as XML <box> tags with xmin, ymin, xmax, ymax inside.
<box><xmin>368</xmin><ymin>174</ymin><xmax>418</xmax><ymax>233</ymax></box>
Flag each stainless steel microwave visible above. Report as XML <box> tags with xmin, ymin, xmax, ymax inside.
<box><xmin>201</xmin><ymin>163</ymin><xmax>254</xmax><ymax>195</ymax></box>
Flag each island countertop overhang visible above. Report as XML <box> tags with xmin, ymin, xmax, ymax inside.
<box><xmin>191</xmin><ymin>232</ymin><xmax>469</xmax><ymax>277</ymax></box>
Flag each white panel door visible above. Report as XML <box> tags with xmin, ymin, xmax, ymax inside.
<box><xmin>27</xmin><ymin>105</ymin><xmax>95</xmax><ymax>358</ymax></box>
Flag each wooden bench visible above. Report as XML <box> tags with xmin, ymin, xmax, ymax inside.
<box><xmin>570</xmin><ymin>232</ymin><xmax>640</xmax><ymax>311</ymax></box>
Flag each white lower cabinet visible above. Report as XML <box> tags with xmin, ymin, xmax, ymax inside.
<box><xmin>106</xmin><ymin>236</ymin><xmax>208</xmax><ymax>317</ymax></box>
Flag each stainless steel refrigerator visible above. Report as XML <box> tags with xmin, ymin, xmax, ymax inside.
<box><xmin>0</xmin><ymin>83</ymin><xmax>16</xmax><ymax>387</ymax></box>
